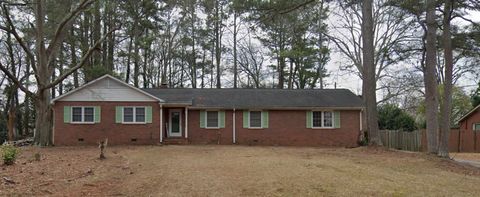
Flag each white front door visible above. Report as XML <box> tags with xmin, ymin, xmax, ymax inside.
<box><xmin>169</xmin><ymin>109</ymin><xmax>182</xmax><ymax>137</ymax></box>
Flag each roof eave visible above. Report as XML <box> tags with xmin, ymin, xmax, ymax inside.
<box><xmin>457</xmin><ymin>105</ymin><xmax>480</xmax><ymax>124</ymax></box>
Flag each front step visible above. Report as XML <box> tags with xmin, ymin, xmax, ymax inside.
<box><xmin>163</xmin><ymin>138</ymin><xmax>189</xmax><ymax>145</ymax></box>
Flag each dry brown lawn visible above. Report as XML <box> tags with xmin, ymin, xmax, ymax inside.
<box><xmin>2</xmin><ymin>145</ymin><xmax>480</xmax><ymax>196</ymax></box>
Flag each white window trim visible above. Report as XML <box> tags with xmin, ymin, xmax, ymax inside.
<box><xmin>249</xmin><ymin>110</ymin><xmax>263</xmax><ymax>129</ymax></box>
<box><xmin>71</xmin><ymin>106</ymin><xmax>95</xmax><ymax>124</ymax></box>
<box><xmin>122</xmin><ymin>106</ymin><xmax>147</xmax><ymax>124</ymax></box>
<box><xmin>474</xmin><ymin>123</ymin><xmax>480</xmax><ymax>131</ymax></box>
<box><xmin>312</xmin><ymin>111</ymin><xmax>334</xmax><ymax>129</ymax></box>
<box><xmin>205</xmin><ymin>110</ymin><xmax>220</xmax><ymax>129</ymax></box>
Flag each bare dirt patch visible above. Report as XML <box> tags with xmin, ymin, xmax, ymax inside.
<box><xmin>2</xmin><ymin>145</ymin><xmax>480</xmax><ymax>196</ymax></box>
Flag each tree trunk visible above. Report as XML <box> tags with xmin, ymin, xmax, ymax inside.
<box><xmin>277</xmin><ymin>33</ymin><xmax>285</xmax><ymax>89</ymax></box>
<box><xmin>125</xmin><ymin>35</ymin><xmax>133</xmax><ymax>83</ymax></box>
<box><xmin>143</xmin><ymin>29</ymin><xmax>149</xmax><ymax>88</ymax></box>
<box><xmin>215</xmin><ymin>0</ymin><xmax>221</xmax><ymax>88</ymax></box>
<box><xmin>5</xmin><ymin>31</ymin><xmax>17</xmax><ymax>140</ymax></box>
<box><xmin>288</xmin><ymin>59</ymin><xmax>293</xmax><ymax>89</ymax></box>
<box><xmin>32</xmin><ymin>0</ymin><xmax>50</xmax><ymax>146</ymax></box>
<box><xmin>106</xmin><ymin>0</ymin><xmax>115</xmax><ymax>71</ymax></box>
<box><xmin>51</xmin><ymin>58</ymin><xmax>57</xmax><ymax>98</ymax></box>
<box><xmin>201</xmin><ymin>48</ymin><xmax>206</xmax><ymax>88</ymax></box>
<box><xmin>7</xmin><ymin>107</ymin><xmax>16</xmax><ymax>141</ymax></box>
<box><xmin>58</xmin><ymin>46</ymin><xmax>64</xmax><ymax>95</ymax></box>
<box><xmin>133</xmin><ymin>33</ymin><xmax>140</xmax><ymax>87</ymax></box>
<box><xmin>70</xmin><ymin>26</ymin><xmax>79</xmax><ymax>88</ymax></box>
<box><xmin>190</xmin><ymin>2</ymin><xmax>197</xmax><ymax>88</ymax></box>
<box><xmin>211</xmin><ymin>40</ymin><xmax>215</xmax><ymax>88</ymax></box>
<box><xmin>81</xmin><ymin>9</ymin><xmax>92</xmax><ymax>82</ymax></box>
<box><xmin>438</xmin><ymin>0</ymin><xmax>453</xmax><ymax>158</ymax></box>
<box><xmin>362</xmin><ymin>0</ymin><xmax>382</xmax><ymax>145</ymax></box>
<box><xmin>34</xmin><ymin>89</ymin><xmax>53</xmax><ymax>146</ymax></box>
<box><xmin>425</xmin><ymin>0</ymin><xmax>439</xmax><ymax>154</ymax></box>
<box><xmin>233</xmin><ymin>10</ymin><xmax>238</xmax><ymax>89</ymax></box>
<box><xmin>24</xmin><ymin>56</ymin><xmax>31</xmax><ymax>136</ymax></box>
<box><xmin>317</xmin><ymin>1</ymin><xmax>325</xmax><ymax>89</ymax></box>
<box><xmin>92</xmin><ymin>0</ymin><xmax>101</xmax><ymax>68</ymax></box>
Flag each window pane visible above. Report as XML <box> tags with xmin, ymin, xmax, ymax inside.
<box><xmin>323</xmin><ymin>112</ymin><xmax>333</xmax><ymax>127</ymax></box>
<box><xmin>124</xmin><ymin>107</ymin><xmax>134</xmax><ymax>122</ymax></box>
<box><xmin>206</xmin><ymin>111</ymin><xmax>219</xmax><ymax>128</ymax></box>
<box><xmin>72</xmin><ymin>107</ymin><xmax>82</xmax><ymax>122</ymax></box>
<box><xmin>249</xmin><ymin>111</ymin><xmax>262</xmax><ymax>128</ymax></box>
<box><xmin>135</xmin><ymin>107</ymin><xmax>145</xmax><ymax>122</ymax></box>
<box><xmin>171</xmin><ymin>112</ymin><xmax>180</xmax><ymax>133</ymax></box>
<box><xmin>84</xmin><ymin>107</ymin><xmax>94</xmax><ymax>122</ymax></box>
<box><xmin>312</xmin><ymin>111</ymin><xmax>322</xmax><ymax>127</ymax></box>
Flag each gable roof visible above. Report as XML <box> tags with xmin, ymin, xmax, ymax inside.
<box><xmin>143</xmin><ymin>88</ymin><xmax>364</xmax><ymax>109</ymax></box>
<box><xmin>458</xmin><ymin>105</ymin><xmax>480</xmax><ymax>123</ymax></box>
<box><xmin>52</xmin><ymin>75</ymin><xmax>163</xmax><ymax>103</ymax></box>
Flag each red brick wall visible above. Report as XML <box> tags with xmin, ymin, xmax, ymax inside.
<box><xmin>187</xmin><ymin>110</ymin><xmax>234</xmax><ymax>145</ymax></box>
<box><xmin>54</xmin><ymin>102</ymin><xmax>361</xmax><ymax>147</ymax></box>
<box><xmin>187</xmin><ymin>110</ymin><xmax>361</xmax><ymax>147</ymax></box>
<box><xmin>53</xmin><ymin>101</ymin><xmax>160</xmax><ymax>145</ymax></box>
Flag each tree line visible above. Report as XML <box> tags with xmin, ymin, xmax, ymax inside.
<box><xmin>0</xmin><ymin>0</ymin><xmax>479</xmax><ymax>159</ymax></box>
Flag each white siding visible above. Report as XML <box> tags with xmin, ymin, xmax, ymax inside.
<box><xmin>59</xmin><ymin>78</ymin><xmax>157</xmax><ymax>102</ymax></box>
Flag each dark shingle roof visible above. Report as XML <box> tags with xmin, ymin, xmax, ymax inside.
<box><xmin>142</xmin><ymin>88</ymin><xmax>364</xmax><ymax>109</ymax></box>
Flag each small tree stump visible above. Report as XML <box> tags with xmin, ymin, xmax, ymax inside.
<box><xmin>99</xmin><ymin>138</ymin><xmax>108</xmax><ymax>160</ymax></box>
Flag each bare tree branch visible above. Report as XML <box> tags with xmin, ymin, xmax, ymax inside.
<box><xmin>0</xmin><ymin>62</ymin><xmax>34</xmax><ymax>97</ymax></box>
<box><xmin>46</xmin><ymin>0</ymin><xmax>96</xmax><ymax>67</ymax></box>
<box><xmin>43</xmin><ymin>26</ymin><xmax>120</xmax><ymax>90</ymax></box>
<box><xmin>1</xmin><ymin>4</ymin><xmax>40</xmax><ymax>83</ymax></box>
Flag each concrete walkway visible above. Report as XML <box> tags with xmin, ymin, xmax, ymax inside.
<box><xmin>453</xmin><ymin>158</ymin><xmax>480</xmax><ymax>168</ymax></box>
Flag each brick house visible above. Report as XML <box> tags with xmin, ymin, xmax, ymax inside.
<box><xmin>52</xmin><ymin>75</ymin><xmax>364</xmax><ymax>147</ymax></box>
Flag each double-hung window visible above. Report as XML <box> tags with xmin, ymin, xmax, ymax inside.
<box><xmin>312</xmin><ymin>111</ymin><xmax>334</xmax><ymax>128</ymax></box>
<box><xmin>123</xmin><ymin>107</ymin><xmax>146</xmax><ymax>123</ymax></box>
<box><xmin>249</xmin><ymin>111</ymin><xmax>262</xmax><ymax>128</ymax></box>
<box><xmin>71</xmin><ymin>107</ymin><xmax>95</xmax><ymax>123</ymax></box>
<box><xmin>206</xmin><ymin>111</ymin><xmax>219</xmax><ymax>128</ymax></box>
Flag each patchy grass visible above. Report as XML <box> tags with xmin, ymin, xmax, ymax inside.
<box><xmin>1</xmin><ymin>145</ymin><xmax>480</xmax><ymax>196</ymax></box>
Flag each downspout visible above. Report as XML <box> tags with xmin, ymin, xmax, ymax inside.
<box><xmin>160</xmin><ymin>103</ymin><xmax>163</xmax><ymax>143</ymax></box>
<box><xmin>359</xmin><ymin>109</ymin><xmax>363</xmax><ymax>145</ymax></box>
<box><xmin>185</xmin><ymin>107</ymin><xmax>188</xmax><ymax>139</ymax></box>
<box><xmin>233</xmin><ymin>108</ymin><xmax>236</xmax><ymax>144</ymax></box>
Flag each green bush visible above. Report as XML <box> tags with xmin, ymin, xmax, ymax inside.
<box><xmin>378</xmin><ymin>104</ymin><xmax>417</xmax><ymax>131</ymax></box>
<box><xmin>2</xmin><ymin>144</ymin><xmax>19</xmax><ymax>165</ymax></box>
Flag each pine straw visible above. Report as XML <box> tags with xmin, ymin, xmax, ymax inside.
<box><xmin>2</xmin><ymin>145</ymin><xmax>480</xmax><ymax>196</ymax></box>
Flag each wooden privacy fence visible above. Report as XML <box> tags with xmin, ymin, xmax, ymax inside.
<box><xmin>379</xmin><ymin>130</ymin><xmax>422</xmax><ymax>151</ymax></box>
